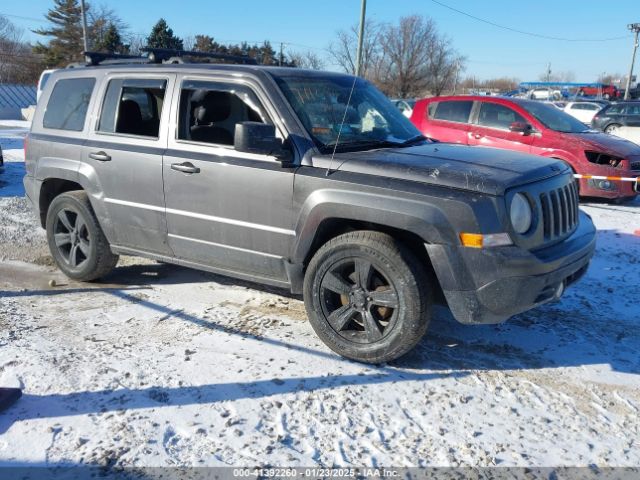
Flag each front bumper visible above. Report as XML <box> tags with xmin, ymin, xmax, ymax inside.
<box><xmin>426</xmin><ymin>210</ymin><xmax>596</xmax><ymax>324</ymax></box>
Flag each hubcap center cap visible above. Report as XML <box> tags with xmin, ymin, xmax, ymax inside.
<box><xmin>350</xmin><ymin>289</ymin><xmax>367</xmax><ymax>309</ymax></box>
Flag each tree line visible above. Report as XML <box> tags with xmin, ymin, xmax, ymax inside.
<box><xmin>1</xmin><ymin>0</ymin><xmax>466</xmax><ymax>100</ymax></box>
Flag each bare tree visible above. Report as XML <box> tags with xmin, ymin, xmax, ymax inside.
<box><xmin>1</xmin><ymin>15</ymin><xmax>43</xmax><ymax>85</ymax></box>
<box><xmin>328</xmin><ymin>20</ymin><xmax>382</xmax><ymax>79</ymax></box>
<box><xmin>87</xmin><ymin>3</ymin><xmax>129</xmax><ymax>51</ymax></box>
<box><xmin>289</xmin><ymin>50</ymin><xmax>325</xmax><ymax>70</ymax></box>
<box><xmin>328</xmin><ymin>15</ymin><xmax>465</xmax><ymax>98</ymax></box>
<box><xmin>378</xmin><ymin>15</ymin><xmax>437</xmax><ymax>97</ymax></box>
<box><xmin>425</xmin><ymin>36</ymin><xmax>466</xmax><ymax>96</ymax></box>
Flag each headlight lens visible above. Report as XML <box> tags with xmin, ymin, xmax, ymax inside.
<box><xmin>510</xmin><ymin>193</ymin><xmax>532</xmax><ymax>234</ymax></box>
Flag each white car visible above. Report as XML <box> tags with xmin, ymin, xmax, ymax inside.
<box><xmin>563</xmin><ymin>101</ymin><xmax>605</xmax><ymax>124</ymax></box>
<box><xmin>391</xmin><ymin>99</ymin><xmax>416</xmax><ymax>118</ymax></box>
<box><xmin>36</xmin><ymin>69</ymin><xmax>57</xmax><ymax>102</ymax></box>
<box><xmin>528</xmin><ymin>88</ymin><xmax>562</xmax><ymax>101</ymax></box>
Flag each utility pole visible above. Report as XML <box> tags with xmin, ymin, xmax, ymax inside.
<box><xmin>355</xmin><ymin>0</ymin><xmax>367</xmax><ymax>77</ymax></box>
<box><xmin>80</xmin><ymin>0</ymin><xmax>89</xmax><ymax>52</ymax></box>
<box><xmin>279</xmin><ymin>42</ymin><xmax>284</xmax><ymax>67</ymax></box>
<box><xmin>453</xmin><ymin>59</ymin><xmax>460</xmax><ymax>94</ymax></box>
<box><xmin>546</xmin><ymin>62</ymin><xmax>552</xmax><ymax>99</ymax></box>
<box><xmin>624</xmin><ymin>23</ymin><xmax>640</xmax><ymax>100</ymax></box>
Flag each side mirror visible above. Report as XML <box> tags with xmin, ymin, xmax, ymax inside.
<box><xmin>234</xmin><ymin>122</ymin><xmax>291</xmax><ymax>161</ymax></box>
<box><xmin>509</xmin><ymin>121</ymin><xmax>533</xmax><ymax>135</ymax></box>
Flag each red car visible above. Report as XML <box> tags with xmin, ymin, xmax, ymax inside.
<box><xmin>578</xmin><ymin>84</ymin><xmax>619</xmax><ymax>99</ymax></box>
<box><xmin>410</xmin><ymin>96</ymin><xmax>640</xmax><ymax>200</ymax></box>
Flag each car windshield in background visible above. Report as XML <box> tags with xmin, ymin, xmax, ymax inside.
<box><xmin>521</xmin><ymin>101</ymin><xmax>590</xmax><ymax>133</ymax></box>
<box><xmin>272</xmin><ymin>73</ymin><xmax>424</xmax><ymax>152</ymax></box>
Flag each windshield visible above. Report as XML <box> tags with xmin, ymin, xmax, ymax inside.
<box><xmin>521</xmin><ymin>101</ymin><xmax>590</xmax><ymax>133</ymax></box>
<box><xmin>272</xmin><ymin>73</ymin><xmax>424</xmax><ymax>152</ymax></box>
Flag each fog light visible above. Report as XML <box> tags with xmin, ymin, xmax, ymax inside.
<box><xmin>588</xmin><ymin>179</ymin><xmax>616</xmax><ymax>191</ymax></box>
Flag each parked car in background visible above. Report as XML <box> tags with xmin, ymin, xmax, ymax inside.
<box><xmin>391</xmin><ymin>99</ymin><xmax>416</xmax><ymax>118</ymax></box>
<box><xmin>36</xmin><ymin>69</ymin><xmax>56</xmax><ymax>102</ymax></box>
<box><xmin>563</xmin><ymin>101</ymin><xmax>606</xmax><ymax>124</ymax></box>
<box><xmin>527</xmin><ymin>88</ymin><xmax>562</xmax><ymax>101</ymax></box>
<box><xmin>591</xmin><ymin>101</ymin><xmax>640</xmax><ymax>134</ymax></box>
<box><xmin>578</xmin><ymin>84</ymin><xmax>619</xmax><ymax>100</ymax></box>
<box><xmin>410</xmin><ymin>95</ymin><xmax>640</xmax><ymax>200</ymax></box>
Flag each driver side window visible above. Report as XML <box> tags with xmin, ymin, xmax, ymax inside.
<box><xmin>477</xmin><ymin>102</ymin><xmax>525</xmax><ymax>130</ymax></box>
<box><xmin>177</xmin><ymin>81</ymin><xmax>268</xmax><ymax>146</ymax></box>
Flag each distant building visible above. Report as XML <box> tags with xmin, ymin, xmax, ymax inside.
<box><xmin>0</xmin><ymin>84</ymin><xmax>36</xmax><ymax>120</ymax></box>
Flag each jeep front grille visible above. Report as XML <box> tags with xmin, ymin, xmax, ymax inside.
<box><xmin>539</xmin><ymin>181</ymin><xmax>579</xmax><ymax>241</ymax></box>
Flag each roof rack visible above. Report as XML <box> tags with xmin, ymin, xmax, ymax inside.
<box><xmin>76</xmin><ymin>49</ymin><xmax>258</xmax><ymax>68</ymax></box>
<box><xmin>142</xmin><ymin>48</ymin><xmax>258</xmax><ymax>65</ymax></box>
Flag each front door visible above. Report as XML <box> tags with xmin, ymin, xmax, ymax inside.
<box><xmin>162</xmin><ymin>77</ymin><xmax>295</xmax><ymax>283</ymax></box>
<box><xmin>468</xmin><ymin>101</ymin><xmax>536</xmax><ymax>154</ymax></box>
<box><xmin>83</xmin><ymin>74</ymin><xmax>175</xmax><ymax>255</ymax></box>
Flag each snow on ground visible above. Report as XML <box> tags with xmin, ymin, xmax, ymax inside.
<box><xmin>1</xmin><ymin>121</ymin><xmax>639</xmax><ymax>468</ymax></box>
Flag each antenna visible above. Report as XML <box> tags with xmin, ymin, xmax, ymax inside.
<box><xmin>326</xmin><ymin>74</ymin><xmax>358</xmax><ymax>176</ymax></box>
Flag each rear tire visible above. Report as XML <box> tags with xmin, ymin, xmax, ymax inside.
<box><xmin>46</xmin><ymin>191</ymin><xmax>118</xmax><ymax>281</ymax></box>
<box><xmin>604</xmin><ymin>123</ymin><xmax>621</xmax><ymax>134</ymax></box>
<box><xmin>303</xmin><ymin>231</ymin><xmax>432</xmax><ymax>363</ymax></box>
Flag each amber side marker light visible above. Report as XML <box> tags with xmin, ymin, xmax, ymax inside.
<box><xmin>459</xmin><ymin>232</ymin><xmax>512</xmax><ymax>248</ymax></box>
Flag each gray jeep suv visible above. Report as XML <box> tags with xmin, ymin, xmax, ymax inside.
<box><xmin>24</xmin><ymin>56</ymin><xmax>596</xmax><ymax>363</ymax></box>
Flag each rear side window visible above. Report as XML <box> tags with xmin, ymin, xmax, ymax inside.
<box><xmin>98</xmin><ymin>78</ymin><xmax>167</xmax><ymax>138</ymax></box>
<box><xmin>433</xmin><ymin>101</ymin><xmax>473</xmax><ymax>123</ymax></box>
<box><xmin>477</xmin><ymin>102</ymin><xmax>525</xmax><ymax>129</ymax></box>
<box><xmin>43</xmin><ymin>78</ymin><xmax>95</xmax><ymax>131</ymax></box>
<box><xmin>606</xmin><ymin>105</ymin><xmax>624</xmax><ymax>114</ymax></box>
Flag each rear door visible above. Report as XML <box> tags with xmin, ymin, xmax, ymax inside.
<box><xmin>83</xmin><ymin>73</ymin><xmax>176</xmax><ymax>255</ymax></box>
<box><xmin>161</xmin><ymin>75</ymin><xmax>295</xmax><ymax>284</ymax></box>
<box><xmin>423</xmin><ymin>99</ymin><xmax>473</xmax><ymax>144</ymax></box>
<box><xmin>468</xmin><ymin>101</ymin><xmax>535</xmax><ymax>154</ymax></box>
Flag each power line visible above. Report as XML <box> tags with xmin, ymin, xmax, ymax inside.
<box><xmin>430</xmin><ymin>0</ymin><xmax>630</xmax><ymax>42</ymax></box>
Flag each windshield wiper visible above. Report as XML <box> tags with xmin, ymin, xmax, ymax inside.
<box><xmin>400</xmin><ymin>134</ymin><xmax>428</xmax><ymax>146</ymax></box>
<box><xmin>323</xmin><ymin>139</ymin><xmax>402</xmax><ymax>152</ymax></box>
<box><xmin>324</xmin><ymin>136</ymin><xmax>427</xmax><ymax>153</ymax></box>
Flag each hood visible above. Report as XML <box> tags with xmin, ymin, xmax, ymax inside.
<box><xmin>312</xmin><ymin>143</ymin><xmax>569</xmax><ymax>195</ymax></box>
<box><xmin>568</xmin><ymin>131</ymin><xmax>640</xmax><ymax>159</ymax></box>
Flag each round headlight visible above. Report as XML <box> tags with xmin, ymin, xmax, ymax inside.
<box><xmin>510</xmin><ymin>193</ymin><xmax>532</xmax><ymax>234</ymax></box>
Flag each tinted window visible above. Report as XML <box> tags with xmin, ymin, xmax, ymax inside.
<box><xmin>177</xmin><ymin>80</ymin><xmax>268</xmax><ymax>146</ymax></box>
<box><xmin>520</xmin><ymin>101</ymin><xmax>589</xmax><ymax>133</ymax></box>
<box><xmin>626</xmin><ymin>104</ymin><xmax>640</xmax><ymax>115</ymax></box>
<box><xmin>43</xmin><ymin>78</ymin><xmax>95</xmax><ymax>131</ymax></box>
<box><xmin>433</xmin><ymin>101</ymin><xmax>473</xmax><ymax>123</ymax></box>
<box><xmin>98</xmin><ymin>78</ymin><xmax>166</xmax><ymax>138</ymax></box>
<box><xmin>477</xmin><ymin>102</ymin><xmax>525</xmax><ymax>129</ymax></box>
<box><xmin>606</xmin><ymin>105</ymin><xmax>624</xmax><ymax>114</ymax></box>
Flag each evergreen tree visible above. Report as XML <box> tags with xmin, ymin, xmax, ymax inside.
<box><xmin>94</xmin><ymin>22</ymin><xmax>127</xmax><ymax>53</ymax></box>
<box><xmin>146</xmin><ymin>19</ymin><xmax>183</xmax><ymax>50</ymax></box>
<box><xmin>33</xmin><ymin>0</ymin><xmax>84</xmax><ymax>67</ymax></box>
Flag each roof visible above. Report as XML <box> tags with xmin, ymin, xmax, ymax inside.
<box><xmin>0</xmin><ymin>84</ymin><xmax>36</xmax><ymax>109</ymax></box>
<box><xmin>52</xmin><ymin>63</ymin><xmax>354</xmax><ymax>86</ymax></box>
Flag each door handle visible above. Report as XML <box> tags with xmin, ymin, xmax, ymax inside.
<box><xmin>89</xmin><ymin>151</ymin><xmax>111</xmax><ymax>162</ymax></box>
<box><xmin>171</xmin><ymin>162</ymin><xmax>200</xmax><ymax>174</ymax></box>
<box><xmin>472</xmin><ymin>133</ymin><xmax>482</xmax><ymax>139</ymax></box>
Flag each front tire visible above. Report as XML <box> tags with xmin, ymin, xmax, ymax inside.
<box><xmin>303</xmin><ymin>231</ymin><xmax>432</xmax><ymax>363</ymax></box>
<box><xmin>46</xmin><ymin>191</ymin><xmax>119</xmax><ymax>281</ymax></box>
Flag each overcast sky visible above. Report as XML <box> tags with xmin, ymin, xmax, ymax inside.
<box><xmin>3</xmin><ymin>0</ymin><xmax>638</xmax><ymax>82</ymax></box>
